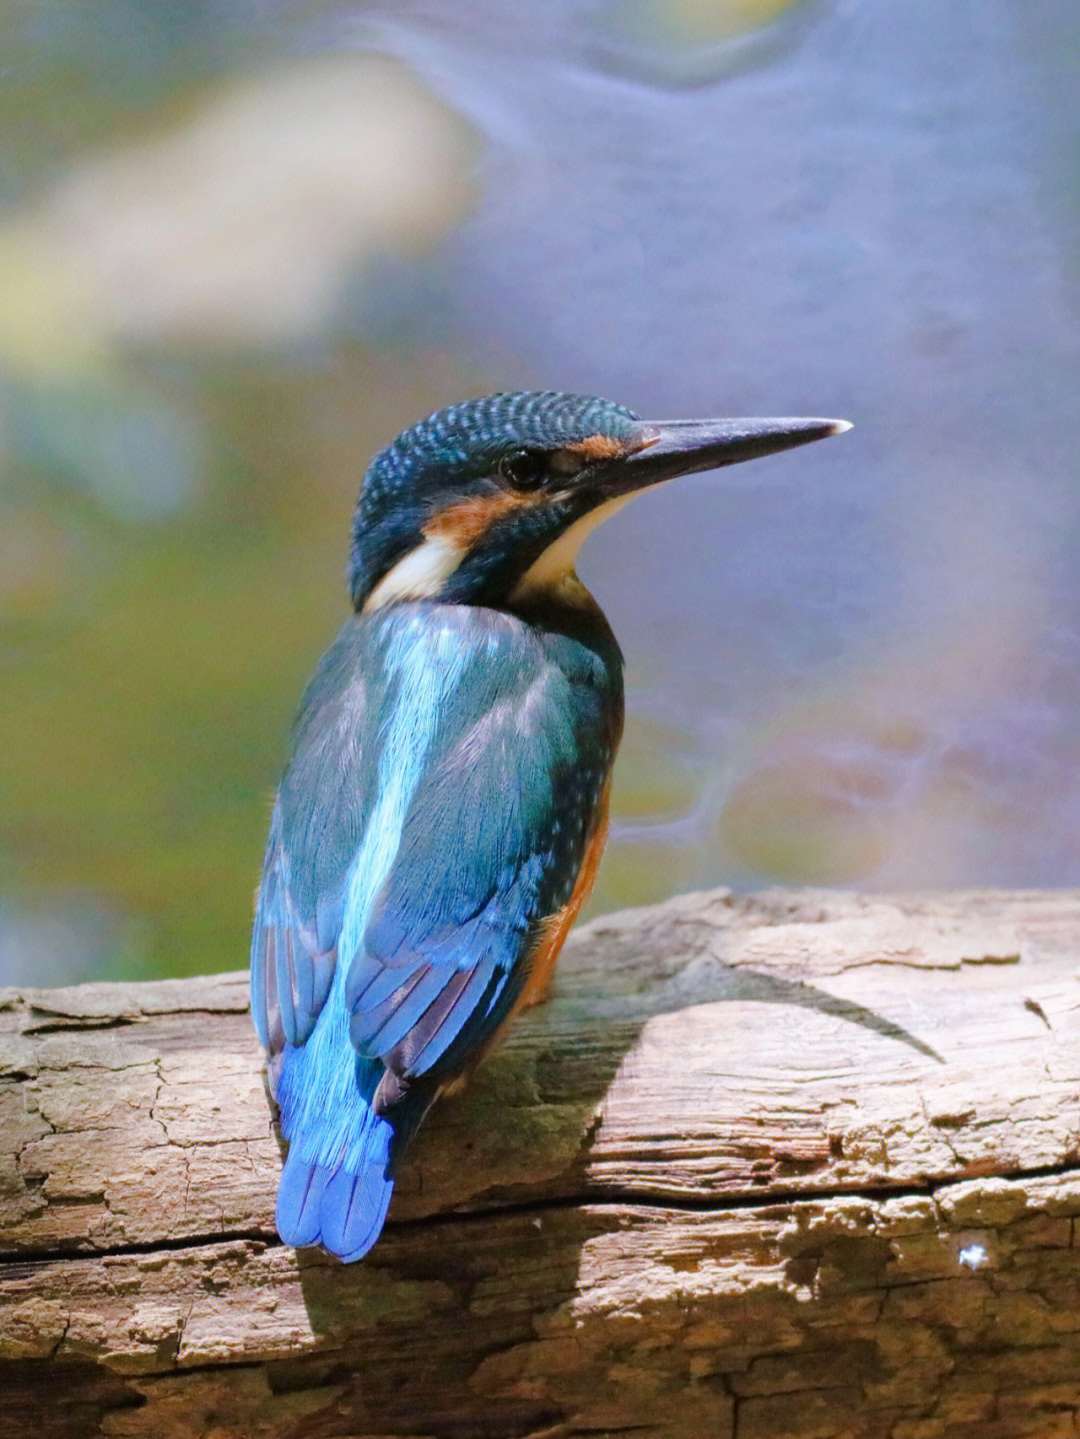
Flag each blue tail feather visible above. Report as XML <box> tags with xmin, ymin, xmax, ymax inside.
<box><xmin>274</xmin><ymin>1035</ymin><xmax>399</xmax><ymax>1262</ymax></box>
<box><xmin>320</xmin><ymin>1163</ymin><xmax>395</xmax><ymax>1261</ymax></box>
<box><xmin>275</xmin><ymin>1131</ymin><xmax>396</xmax><ymax>1262</ymax></box>
<box><xmin>276</xmin><ymin>1148</ymin><xmax>394</xmax><ymax>1261</ymax></box>
<box><xmin>275</xmin><ymin>1147</ymin><xmax>331</xmax><ymax>1248</ymax></box>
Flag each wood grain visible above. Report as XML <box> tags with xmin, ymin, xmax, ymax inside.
<box><xmin>1</xmin><ymin>888</ymin><xmax>1078</xmax><ymax>1437</ymax></box>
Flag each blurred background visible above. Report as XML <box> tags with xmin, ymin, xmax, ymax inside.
<box><xmin>2</xmin><ymin>0</ymin><xmax>1079</xmax><ymax>986</ymax></box>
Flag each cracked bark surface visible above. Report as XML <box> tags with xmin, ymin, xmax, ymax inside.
<box><xmin>1</xmin><ymin>887</ymin><xmax>1079</xmax><ymax>1439</ymax></box>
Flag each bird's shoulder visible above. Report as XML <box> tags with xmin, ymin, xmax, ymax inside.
<box><xmin>295</xmin><ymin>599</ymin><xmax>620</xmax><ymax>732</ymax></box>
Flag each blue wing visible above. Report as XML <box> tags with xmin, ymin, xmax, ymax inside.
<box><xmin>250</xmin><ymin>622</ymin><xmax>377</xmax><ymax>1066</ymax></box>
<box><xmin>249</xmin><ymin>805</ymin><xmax>335</xmax><ymax>1061</ymax></box>
<box><xmin>250</xmin><ymin>606</ymin><xmax>622</xmax><ymax>1260</ymax></box>
<box><xmin>346</xmin><ymin>648</ymin><xmax>612</xmax><ymax>1082</ymax></box>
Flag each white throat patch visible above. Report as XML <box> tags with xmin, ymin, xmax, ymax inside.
<box><xmin>510</xmin><ymin>494</ymin><xmax>630</xmax><ymax>603</ymax></box>
<box><xmin>363</xmin><ymin>534</ymin><xmax>465</xmax><ymax>612</ymax></box>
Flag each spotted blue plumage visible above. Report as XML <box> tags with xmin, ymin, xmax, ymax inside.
<box><xmin>251</xmin><ymin>600</ymin><xmax>622</xmax><ymax>1260</ymax></box>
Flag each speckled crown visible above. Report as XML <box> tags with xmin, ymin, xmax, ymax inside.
<box><xmin>364</xmin><ymin>391</ymin><xmax>640</xmax><ymax>499</ymax></box>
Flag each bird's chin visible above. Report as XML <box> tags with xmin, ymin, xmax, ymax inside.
<box><xmin>510</xmin><ymin>493</ymin><xmax>631</xmax><ymax>605</ymax></box>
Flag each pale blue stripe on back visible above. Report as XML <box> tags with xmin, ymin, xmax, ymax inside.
<box><xmin>275</xmin><ymin>612</ymin><xmax>473</xmax><ymax>1172</ymax></box>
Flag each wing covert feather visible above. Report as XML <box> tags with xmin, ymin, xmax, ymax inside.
<box><xmin>250</xmin><ymin>621</ymin><xmax>379</xmax><ymax>1059</ymax></box>
<box><xmin>347</xmin><ymin>639</ymin><xmax>618</xmax><ymax>1081</ymax></box>
<box><xmin>252</xmin><ymin>606</ymin><xmax>622</xmax><ymax>1096</ymax></box>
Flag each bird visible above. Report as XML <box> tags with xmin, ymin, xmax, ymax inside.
<box><xmin>250</xmin><ymin>390</ymin><xmax>849</xmax><ymax>1262</ymax></box>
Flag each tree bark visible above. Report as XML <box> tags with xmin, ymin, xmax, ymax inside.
<box><xmin>1</xmin><ymin>888</ymin><xmax>1078</xmax><ymax>1439</ymax></box>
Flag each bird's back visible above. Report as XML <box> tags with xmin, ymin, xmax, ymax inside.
<box><xmin>251</xmin><ymin>597</ymin><xmax>622</xmax><ymax>1258</ymax></box>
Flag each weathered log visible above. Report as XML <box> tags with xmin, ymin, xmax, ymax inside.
<box><xmin>1</xmin><ymin>888</ymin><xmax>1078</xmax><ymax>1439</ymax></box>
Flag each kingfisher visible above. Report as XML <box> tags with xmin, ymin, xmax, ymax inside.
<box><xmin>250</xmin><ymin>390</ymin><xmax>848</xmax><ymax>1262</ymax></box>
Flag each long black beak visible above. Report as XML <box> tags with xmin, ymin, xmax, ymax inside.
<box><xmin>604</xmin><ymin>416</ymin><xmax>851</xmax><ymax>497</ymax></box>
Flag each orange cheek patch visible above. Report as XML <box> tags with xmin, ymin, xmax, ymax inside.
<box><xmin>423</xmin><ymin>489</ymin><xmax>542</xmax><ymax>547</ymax></box>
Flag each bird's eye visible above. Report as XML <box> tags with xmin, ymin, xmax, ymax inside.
<box><xmin>497</xmin><ymin>449</ymin><xmax>547</xmax><ymax>492</ymax></box>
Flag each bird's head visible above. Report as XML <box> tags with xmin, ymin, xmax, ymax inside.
<box><xmin>349</xmin><ymin>390</ymin><xmax>848</xmax><ymax>612</ymax></box>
